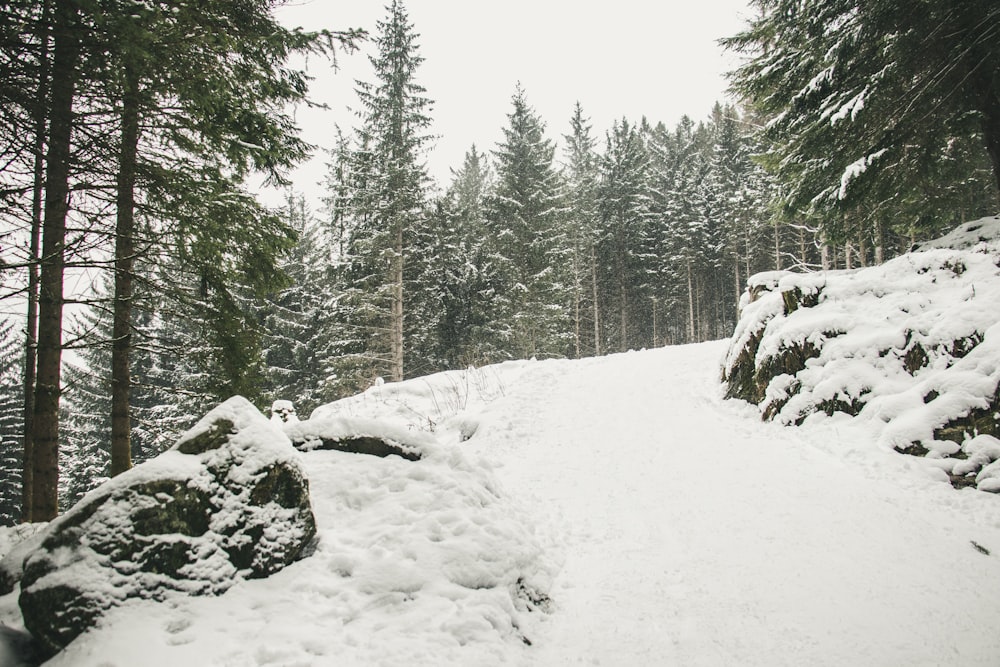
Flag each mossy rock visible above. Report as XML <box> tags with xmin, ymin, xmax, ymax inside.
<box><xmin>933</xmin><ymin>387</ymin><xmax>1000</xmax><ymax>445</ymax></box>
<box><xmin>18</xmin><ymin>397</ymin><xmax>315</xmax><ymax>656</ymax></box>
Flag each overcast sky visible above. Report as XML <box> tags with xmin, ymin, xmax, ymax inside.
<box><xmin>270</xmin><ymin>0</ymin><xmax>752</xmax><ymax>205</ymax></box>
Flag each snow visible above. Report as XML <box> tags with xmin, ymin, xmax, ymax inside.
<box><xmin>726</xmin><ymin>218</ymin><xmax>1000</xmax><ymax>468</ymax></box>
<box><xmin>2</xmin><ymin>244</ymin><xmax>1000</xmax><ymax>662</ymax></box>
<box><xmin>837</xmin><ymin>147</ymin><xmax>886</xmax><ymax>199</ymax></box>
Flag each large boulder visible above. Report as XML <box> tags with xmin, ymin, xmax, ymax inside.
<box><xmin>18</xmin><ymin>396</ymin><xmax>316</xmax><ymax>655</ymax></box>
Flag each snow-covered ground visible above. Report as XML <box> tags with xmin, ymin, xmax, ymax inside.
<box><xmin>3</xmin><ymin>341</ymin><xmax>1000</xmax><ymax>665</ymax></box>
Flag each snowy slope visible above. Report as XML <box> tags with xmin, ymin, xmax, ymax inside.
<box><xmin>2</xmin><ymin>343</ymin><xmax>1000</xmax><ymax>665</ymax></box>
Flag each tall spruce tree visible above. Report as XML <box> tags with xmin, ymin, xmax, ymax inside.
<box><xmin>260</xmin><ymin>194</ymin><xmax>332</xmax><ymax>417</ymax></box>
<box><xmin>562</xmin><ymin>104</ymin><xmax>601</xmax><ymax>357</ymax></box>
<box><xmin>406</xmin><ymin>146</ymin><xmax>495</xmax><ymax>371</ymax></box>
<box><xmin>486</xmin><ymin>85</ymin><xmax>569</xmax><ymax>359</ymax></box>
<box><xmin>344</xmin><ymin>0</ymin><xmax>432</xmax><ymax>383</ymax></box>
<box><xmin>596</xmin><ymin>118</ymin><xmax>652</xmax><ymax>352</ymax></box>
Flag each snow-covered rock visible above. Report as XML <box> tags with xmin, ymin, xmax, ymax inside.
<box><xmin>0</xmin><ymin>524</ymin><xmax>47</xmax><ymax>596</ymax></box>
<box><xmin>269</xmin><ymin>399</ymin><xmax>299</xmax><ymax>423</ymax></box>
<box><xmin>17</xmin><ymin>396</ymin><xmax>315</xmax><ymax>654</ymax></box>
<box><xmin>283</xmin><ymin>416</ymin><xmax>430</xmax><ymax>460</ymax></box>
<box><xmin>722</xmin><ymin>216</ymin><xmax>1000</xmax><ymax>490</ymax></box>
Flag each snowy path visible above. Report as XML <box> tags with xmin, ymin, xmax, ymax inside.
<box><xmin>471</xmin><ymin>341</ymin><xmax>1000</xmax><ymax>666</ymax></box>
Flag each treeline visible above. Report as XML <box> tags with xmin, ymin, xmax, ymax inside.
<box><xmin>290</xmin><ymin>3</ymin><xmax>787</xmax><ymax>404</ymax></box>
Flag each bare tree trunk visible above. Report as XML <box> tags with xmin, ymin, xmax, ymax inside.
<box><xmin>743</xmin><ymin>224</ymin><xmax>752</xmax><ymax>281</ymax></box>
<box><xmin>733</xmin><ymin>253</ymin><xmax>741</xmax><ymax>313</ymax></box>
<box><xmin>23</xmin><ymin>0</ymin><xmax>52</xmax><ymax>522</ymax></box>
<box><xmin>111</xmin><ymin>60</ymin><xmax>140</xmax><ymax>477</ymax></box>
<box><xmin>390</xmin><ymin>223</ymin><xmax>404</xmax><ymax>382</ymax></box>
<box><xmin>874</xmin><ymin>217</ymin><xmax>885</xmax><ymax>264</ymax></box>
<box><xmin>619</xmin><ymin>279</ymin><xmax>627</xmax><ymax>353</ymax></box>
<box><xmin>686</xmin><ymin>258</ymin><xmax>695</xmax><ymax>343</ymax></box>
<box><xmin>31</xmin><ymin>0</ymin><xmax>80</xmax><ymax>521</ymax></box>
<box><xmin>591</xmin><ymin>243</ymin><xmax>600</xmax><ymax>357</ymax></box>
<box><xmin>572</xmin><ymin>240</ymin><xmax>580</xmax><ymax>358</ymax></box>
<box><xmin>798</xmin><ymin>225</ymin><xmax>807</xmax><ymax>269</ymax></box>
<box><xmin>651</xmin><ymin>298</ymin><xmax>658</xmax><ymax>347</ymax></box>
<box><xmin>844</xmin><ymin>241</ymin><xmax>853</xmax><ymax>270</ymax></box>
<box><xmin>773</xmin><ymin>218</ymin><xmax>781</xmax><ymax>270</ymax></box>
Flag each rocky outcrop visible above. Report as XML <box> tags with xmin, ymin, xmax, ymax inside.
<box><xmin>722</xmin><ymin>226</ymin><xmax>1000</xmax><ymax>492</ymax></box>
<box><xmin>18</xmin><ymin>397</ymin><xmax>315</xmax><ymax>655</ymax></box>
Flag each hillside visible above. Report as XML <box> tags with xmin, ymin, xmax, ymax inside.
<box><xmin>1</xmin><ymin>220</ymin><xmax>1000</xmax><ymax>665</ymax></box>
<box><xmin>1</xmin><ymin>342</ymin><xmax>998</xmax><ymax>664</ymax></box>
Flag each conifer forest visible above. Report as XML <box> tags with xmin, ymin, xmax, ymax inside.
<box><xmin>0</xmin><ymin>0</ymin><xmax>997</xmax><ymax>525</ymax></box>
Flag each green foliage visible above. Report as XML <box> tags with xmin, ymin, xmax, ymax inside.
<box><xmin>260</xmin><ymin>195</ymin><xmax>333</xmax><ymax>417</ymax></box>
<box><xmin>725</xmin><ymin>0</ymin><xmax>1000</xmax><ymax>240</ymax></box>
<box><xmin>324</xmin><ymin>0</ymin><xmax>432</xmax><ymax>387</ymax></box>
<box><xmin>484</xmin><ymin>85</ymin><xmax>571</xmax><ymax>359</ymax></box>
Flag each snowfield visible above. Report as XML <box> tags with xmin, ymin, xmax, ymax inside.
<box><xmin>2</xmin><ymin>340</ymin><xmax>1000</xmax><ymax>665</ymax></box>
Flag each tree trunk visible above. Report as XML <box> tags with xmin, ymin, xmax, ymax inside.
<box><xmin>686</xmin><ymin>258</ymin><xmax>695</xmax><ymax>343</ymax></box>
<box><xmin>390</xmin><ymin>223</ymin><xmax>404</xmax><ymax>382</ymax></box>
<box><xmin>591</xmin><ymin>243</ymin><xmax>600</xmax><ymax>357</ymax></box>
<box><xmin>23</xmin><ymin>0</ymin><xmax>52</xmax><ymax>522</ymax></box>
<box><xmin>733</xmin><ymin>253</ymin><xmax>741</xmax><ymax>314</ymax></box>
<box><xmin>874</xmin><ymin>217</ymin><xmax>885</xmax><ymax>264</ymax></box>
<box><xmin>798</xmin><ymin>225</ymin><xmax>807</xmax><ymax>269</ymax></box>
<box><xmin>820</xmin><ymin>226</ymin><xmax>831</xmax><ymax>271</ymax></box>
<box><xmin>111</xmin><ymin>61</ymin><xmax>140</xmax><ymax>477</ymax></box>
<box><xmin>572</xmin><ymin>239</ymin><xmax>580</xmax><ymax>359</ymax></box>
<box><xmin>619</xmin><ymin>278</ymin><xmax>627</xmax><ymax>353</ymax></box>
<box><xmin>651</xmin><ymin>298</ymin><xmax>658</xmax><ymax>347</ymax></box>
<box><xmin>31</xmin><ymin>0</ymin><xmax>80</xmax><ymax>521</ymax></box>
<box><xmin>773</xmin><ymin>218</ymin><xmax>781</xmax><ymax>270</ymax></box>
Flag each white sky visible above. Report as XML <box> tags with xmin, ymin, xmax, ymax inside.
<box><xmin>270</xmin><ymin>0</ymin><xmax>752</xmax><ymax>206</ymax></box>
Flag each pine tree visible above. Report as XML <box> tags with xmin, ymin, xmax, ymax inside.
<box><xmin>486</xmin><ymin>84</ymin><xmax>569</xmax><ymax>359</ymax></box>
<box><xmin>260</xmin><ymin>194</ymin><xmax>332</xmax><ymax>417</ymax></box>
<box><xmin>562</xmin><ymin>104</ymin><xmax>601</xmax><ymax>357</ymax></box>
<box><xmin>405</xmin><ymin>146</ymin><xmax>496</xmax><ymax>371</ymax></box>
<box><xmin>725</xmin><ymin>0</ymin><xmax>1000</xmax><ymax>241</ymax></box>
<box><xmin>596</xmin><ymin>118</ymin><xmax>652</xmax><ymax>352</ymax></box>
<box><xmin>0</xmin><ymin>320</ymin><xmax>24</xmax><ymax>526</ymax></box>
<box><xmin>344</xmin><ymin>0</ymin><xmax>433</xmax><ymax>383</ymax></box>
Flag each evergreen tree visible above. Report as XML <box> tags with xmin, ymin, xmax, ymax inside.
<box><xmin>486</xmin><ymin>84</ymin><xmax>569</xmax><ymax>359</ymax></box>
<box><xmin>0</xmin><ymin>320</ymin><xmax>23</xmax><ymax>526</ymax></box>
<box><xmin>562</xmin><ymin>104</ymin><xmax>602</xmax><ymax>357</ymax></box>
<box><xmin>596</xmin><ymin>118</ymin><xmax>652</xmax><ymax>352</ymax></box>
<box><xmin>343</xmin><ymin>0</ymin><xmax>433</xmax><ymax>383</ymax></box>
<box><xmin>406</xmin><ymin>146</ymin><xmax>495</xmax><ymax>371</ymax></box>
<box><xmin>261</xmin><ymin>194</ymin><xmax>332</xmax><ymax>416</ymax></box>
<box><xmin>725</xmin><ymin>0</ymin><xmax>1000</xmax><ymax>243</ymax></box>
